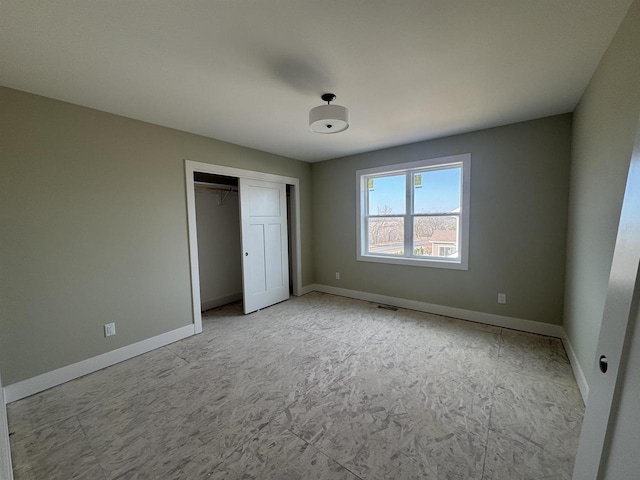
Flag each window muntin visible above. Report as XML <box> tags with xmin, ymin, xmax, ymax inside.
<box><xmin>357</xmin><ymin>154</ymin><xmax>470</xmax><ymax>270</ymax></box>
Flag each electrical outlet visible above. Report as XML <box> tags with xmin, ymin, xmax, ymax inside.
<box><xmin>336</xmin><ymin>272</ymin><xmax>341</xmax><ymax>280</ymax></box>
<box><xmin>104</xmin><ymin>322</ymin><xmax>116</xmax><ymax>337</ymax></box>
<box><xmin>498</xmin><ymin>293</ymin><xmax>507</xmax><ymax>304</ymax></box>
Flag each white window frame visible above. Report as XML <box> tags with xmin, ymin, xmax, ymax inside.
<box><xmin>356</xmin><ymin>153</ymin><xmax>470</xmax><ymax>270</ymax></box>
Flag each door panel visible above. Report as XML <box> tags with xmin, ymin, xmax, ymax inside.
<box><xmin>265</xmin><ymin>223</ymin><xmax>284</xmax><ymax>290</ymax></box>
<box><xmin>245</xmin><ymin>224</ymin><xmax>266</xmax><ymax>296</ymax></box>
<box><xmin>249</xmin><ymin>186</ymin><xmax>281</xmax><ymax>216</ymax></box>
<box><xmin>239</xmin><ymin>178</ymin><xmax>289</xmax><ymax>314</ymax></box>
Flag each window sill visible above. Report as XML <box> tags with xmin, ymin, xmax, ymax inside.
<box><xmin>357</xmin><ymin>253</ymin><xmax>468</xmax><ymax>270</ymax></box>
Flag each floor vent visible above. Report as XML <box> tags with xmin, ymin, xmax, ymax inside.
<box><xmin>377</xmin><ymin>304</ymin><xmax>398</xmax><ymax>311</ymax></box>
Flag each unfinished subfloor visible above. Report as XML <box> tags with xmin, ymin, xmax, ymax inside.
<box><xmin>7</xmin><ymin>292</ymin><xmax>584</xmax><ymax>479</ymax></box>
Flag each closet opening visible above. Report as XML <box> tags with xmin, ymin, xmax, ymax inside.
<box><xmin>185</xmin><ymin>160</ymin><xmax>302</xmax><ymax>332</ymax></box>
<box><xmin>194</xmin><ymin>172</ymin><xmax>243</xmax><ymax>311</ymax></box>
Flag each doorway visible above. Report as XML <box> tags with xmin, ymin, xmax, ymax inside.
<box><xmin>184</xmin><ymin>160</ymin><xmax>302</xmax><ymax>333</ymax></box>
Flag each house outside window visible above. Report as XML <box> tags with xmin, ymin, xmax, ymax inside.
<box><xmin>356</xmin><ymin>153</ymin><xmax>470</xmax><ymax>270</ymax></box>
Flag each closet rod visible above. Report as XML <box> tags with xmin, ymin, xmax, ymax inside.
<box><xmin>194</xmin><ymin>181</ymin><xmax>238</xmax><ymax>192</ymax></box>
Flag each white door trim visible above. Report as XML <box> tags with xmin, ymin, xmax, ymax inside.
<box><xmin>184</xmin><ymin>160</ymin><xmax>302</xmax><ymax>333</ymax></box>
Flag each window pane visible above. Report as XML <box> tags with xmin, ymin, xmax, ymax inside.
<box><xmin>413</xmin><ymin>167</ymin><xmax>461</xmax><ymax>214</ymax></box>
<box><xmin>367</xmin><ymin>174</ymin><xmax>406</xmax><ymax>216</ymax></box>
<box><xmin>413</xmin><ymin>216</ymin><xmax>459</xmax><ymax>258</ymax></box>
<box><xmin>368</xmin><ymin>217</ymin><xmax>404</xmax><ymax>255</ymax></box>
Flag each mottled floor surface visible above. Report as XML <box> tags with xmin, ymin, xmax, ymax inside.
<box><xmin>8</xmin><ymin>292</ymin><xmax>584</xmax><ymax>479</ymax></box>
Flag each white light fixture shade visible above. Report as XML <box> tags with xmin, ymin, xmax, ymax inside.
<box><xmin>309</xmin><ymin>104</ymin><xmax>349</xmax><ymax>134</ymax></box>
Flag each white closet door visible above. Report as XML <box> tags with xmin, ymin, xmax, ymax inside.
<box><xmin>239</xmin><ymin>178</ymin><xmax>289</xmax><ymax>314</ymax></box>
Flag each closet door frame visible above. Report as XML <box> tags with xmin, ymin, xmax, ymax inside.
<box><xmin>184</xmin><ymin>160</ymin><xmax>302</xmax><ymax>334</ymax></box>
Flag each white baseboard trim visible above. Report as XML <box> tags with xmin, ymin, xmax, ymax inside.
<box><xmin>306</xmin><ymin>284</ymin><xmax>564</xmax><ymax>338</ymax></box>
<box><xmin>0</xmin><ymin>375</ymin><xmax>13</xmax><ymax>480</ymax></box>
<box><xmin>562</xmin><ymin>332</ymin><xmax>589</xmax><ymax>403</ymax></box>
<box><xmin>3</xmin><ymin>324</ymin><xmax>195</xmax><ymax>404</ymax></box>
<box><xmin>298</xmin><ymin>284</ymin><xmax>316</xmax><ymax>296</ymax></box>
<box><xmin>201</xmin><ymin>293</ymin><xmax>242</xmax><ymax>311</ymax></box>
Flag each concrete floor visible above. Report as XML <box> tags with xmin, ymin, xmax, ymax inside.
<box><xmin>7</xmin><ymin>292</ymin><xmax>584</xmax><ymax>479</ymax></box>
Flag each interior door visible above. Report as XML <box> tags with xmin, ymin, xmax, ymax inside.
<box><xmin>239</xmin><ymin>178</ymin><xmax>290</xmax><ymax>314</ymax></box>
<box><xmin>572</xmin><ymin>114</ymin><xmax>640</xmax><ymax>479</ymax></box>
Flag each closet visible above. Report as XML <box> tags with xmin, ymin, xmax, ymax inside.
<box><xmin>193</xmin><ymin>172</ymin><xmax>293</xmax><ymax>314</ymax></box>
<box><xmin>194</xmin><ymin>173</ymin><xmax>242</xmax><ymax>310</ymax></box>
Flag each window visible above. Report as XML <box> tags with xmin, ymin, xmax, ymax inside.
<box><xmin>356</xmin><ymin>153</ymin><xmax>470</xmax><ymax>270</ymax></box>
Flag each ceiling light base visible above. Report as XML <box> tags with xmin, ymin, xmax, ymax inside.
<box><xmin>321</xmin><ymin>93</ymin><xmax>336</xmax><ymax>103</ymax></box>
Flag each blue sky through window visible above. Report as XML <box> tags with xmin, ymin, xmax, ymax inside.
<box><xmin>368</xmin><ymin>167</ymin><xmax>460</xmax><ymax>215</ymax></box>
<box><xmin>368</xmin><ymin>175</ymin><xmax>406</xmax><ymax>215</ymax></box>
<box><xmin>414</xmin><ymin>168</ymin><xmax>461</xmax><ymax>213</ymax></box>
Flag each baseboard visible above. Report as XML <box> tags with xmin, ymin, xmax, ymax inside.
<box><xmin>562</xmin><ymin>331</ymin><xmax>590</xmax><ymax>403</ymax></box>
<box><xmin>306</xmin><ymin>284</ymin><xmax>564</xmax><ymax>338</ymax></box>
<box><xmin>0</xmin><ymin>375</ymin><xmax>14</xmax><ymax>480</ymax></box>
<box><xmin>298</xmin><ymin>284</ymin><xmax>317</xmax><ymax>296</ymax></box>
<box><xmin>201</xmin><ymin>293</ymin><xmax>242</xmax><ymax>311</ymax></box>
<box><xmin>3</xmin><ymin>324</ymin><xmax>195</xmax><ymax>404</ymax></box>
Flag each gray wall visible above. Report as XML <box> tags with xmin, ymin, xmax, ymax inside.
<box><xmin>194</xmin><ymin>187</ymin><xmax>242</xmax><ymax>309</ymax></box>
<box><xmin>564</xmin><ymin>0</ymin><xmax>640</xmax><ymax>386</ymax></box>
<box><xmin>312</xmin><ymin>114</ymin><xmax>572</xmax><ymax>325</ymax></box>
<box><xmin>0</xmin><ymin>87</ymin><xmax>313</xmax><ymax>386</ymax></box>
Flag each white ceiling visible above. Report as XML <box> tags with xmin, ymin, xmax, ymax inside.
<box><xmin>0</xmin><ymin>1</ymin><xmax>634</xmax><ymax>162</ymax></box>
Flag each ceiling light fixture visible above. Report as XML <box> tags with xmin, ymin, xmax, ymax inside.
<box><xmin>309</xmin><ymin>93</ymin><xmax>349</xmax><ymax>134</ymax></box>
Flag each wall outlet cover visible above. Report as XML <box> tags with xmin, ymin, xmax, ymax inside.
<box><xmin>498</xmin><ymin>293</ymin><xmax>507</xmax><ymax>304</ymax></box>
<box><xmin>104</xmin><ymin>322</ymin><xmax>116</xmax><ymax>337</ymax></box>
